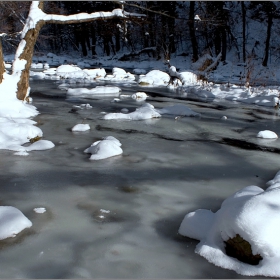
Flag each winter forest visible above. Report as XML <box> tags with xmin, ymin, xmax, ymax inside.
<box><xmin>1</xmin><ymin>1</ymin><xmax>280</xmax><ymax>66</ymax></box>
<box><xmin>2</xmin><ymin>1</ymin><xmax>280</xmax><ymax>279</ymax></box>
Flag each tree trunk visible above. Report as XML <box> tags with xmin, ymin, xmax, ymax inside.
<box><xmin>214</xmin><ymin>30</ymin><xmax>221</xmax><ymax>56</ymax></box>
<box><xmin>262</xmin><ymin>13</ymin><xmax>273</xmax><ymax>67</ymax></box>
<box><xmin>15</xmin><ymin>19</ymin><xmax>45</xmax><ymax>100</ymax></box>
<box><xmin>9</xmin><ymin>0</ymin><xmax>143</xmax><ymax>101</ymax></box>
<box><xmin>241</xmin><ymin>2</ymin><xmax>246</xmax><ymax>63</ymax></box>
<box><xmin>80</xmin><ymin>29</ymin><xmax>88</xmax><ymax>57</ymax></box>
<box><xmin>115</xmin><ymin>30</ymin><xmax>121</xmax><ymax>52</ymax></box>
<box><xmin>221</xmin><ymin>28</ymin><xmax>227</xmax><ymax>61</ymax></box>
<box><xmin>91</xmin><ymin>26</ymin><xmax>97</xmax><ymax>56</ymax></box>
<box><xmin>188</xmin><ymin>1</ymin><xmax>198</xmax><ymax>62</ymax></box>
<box><xmin>0</xmin><ymin>38</ymin><xmax>5</xmax><ymax>83</ymax></box>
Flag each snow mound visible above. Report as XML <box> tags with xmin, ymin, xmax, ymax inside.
<box><xmin>72</xmin><ymin>124</ymin><xmax>90</xmax><ymax>132</ymax></box>
<box><xmin>138</xmin><ymin>70</ymin><xmax>170</xmax><ymax>85</ymax></box>
<box><xmin>257</xmin><ymin>130</ymin><xmax>278</xmax><ymax>139</ymax></box>
<box><xmin>177</xmin><ymin>71</ymin><xmax>198</xmax><ymax>85</ymax></box>
<box><xmin>56</xmin><ymin>65</ymin><xmax>87</xmax><ymax>79</ymax></box>
<box><xmin>131</xmin><ymin>92</ymin><xmax>148</xmax><ymax>101</ymax></box>
<box><xmin>103</xmin><ymin>103</ymin><xmax>161</xmax><ymax>120</ymax></box>
<box><xmin>0</xmin><ymin>118</ymin><xmax>43</xmax><ymax>151</ymax></box>
<box><xmin>178</xmin><ymin>170</ymin><xmax>280</xmax><ymax>277</ymax></box>
<box><xmin>83</xmin><ymin>68</ymin><xmax>106</xmax><ymax>79</ymax></box>
<box><xmin>0</xmin><ymin>73</ymin><xmax>39</xmax><ymax>118</ymax></box>
<box><xmin>84</xmin><ymin>136</ymin><xmax>123</xmax><ymax>160</ymax></box>
<box><xmin>0</xmin><ymin>206</ymin><xmax>32</xmax><ymax>240</ymax></box>
<box><xmin>25</xmin><ymin>140</ymin><xmax>55</xmax><ymax>151</ymax></box>
<box><xmin>101</xmin><ymin>67</ymin><xmax>135</xmax><ymax>82</ymax></box>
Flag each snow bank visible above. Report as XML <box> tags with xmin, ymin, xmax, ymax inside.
<box><xmin>0</xmin><ymin>206</ymin><xmax>32</xmax><ymax>240</ymax></box>
<box><xmin>84</xmin><ymin>136</ymin><xmax>123</xmax><ymax>160</ymax></box>
<box><xmin>0</xmin><ymin>73</ymin><xmax>39</xmax><ymax>118</ymax></box>
<box><xmin>179</xmin><ymin>170</ymin><xmax>280</xmax><ymax>277</ymax></box>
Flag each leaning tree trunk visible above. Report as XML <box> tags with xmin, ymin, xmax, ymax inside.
<box><xmin>10</xmin><ymin>0</ymin><xmax>143</xmax><ymax>101</ymax></box>
<box><xmin>0</xmin><ymin>38</ymin><xmax>5</xmax><ymax>83</ymax></box>
<box><xmin>15</xmin><ymin>20</ymin><xmax>45</xmax><ymax>100</ymax></box>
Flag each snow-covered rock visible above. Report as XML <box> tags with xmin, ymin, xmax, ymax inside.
<box><xmin>177</xmin><ymin>71</ymin><xmax>198</xmax><ymax>85</ymax></box>
<box><xmin>138</xmin><ymin>70</ymin><xmax>170</xmax><ymax>86</ymax></box>
<box><xmin>178</xmin><ymin>170</ymin><xmax>280</xmax><ymax>277</ymax></box>
<box><xmin>257</xmin><ymin>130</ymin><xmax>278</xmax><ymax>139</ymax></box>
<box><xmin>83</xmin><ymin>68</ymin><xmax>106</xmax><ymax>79</ymax></box>
<box><xmin>0</xmin><ymin>206</ymin><xmax>32</xmax><ymax>240</ymax></box>
<box><xmin>72</xmin><ymin>124</ymin><xmax>90</xmax><ymax>132</ymax></box>
<box><xmin>56</xmin><ymin>65</ymin><xmax>86</xmax><ymax>79</ymax></box>
<box><xmin>25</xmin><ymin>140</ymin><xmax>55</xmax><ymax>151</ymax></box>
<box><xmin>131</xmin><ymin>92</ymin><xmax>148</xmax><ymax>101</ymax></box>
<box><xmin>84</xmin><ymin>136</ymin><xmax>123</xmax><ymax>160</ymax></box>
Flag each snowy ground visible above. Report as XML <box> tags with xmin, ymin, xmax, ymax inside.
<box><xmin>2</xmin><ymin>52</ymin><xmax>280</xmax><ymax>277</ymax></box>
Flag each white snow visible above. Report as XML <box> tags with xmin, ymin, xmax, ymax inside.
<box><xmin>72</xmin><ymin>124</ymin><xmax>90</xmax><ymax>132</ymax></box>
<box><xmin>83</xmin><ymin>68</ymin><xmax>106</xmax><ymax>79</ymax></box>
<box><xmin>103</xmin><ymin>103</ymin><xmax>199</xmax><ymax>120</ymax></box>
<box><xmin>178</xmin><ymin>170</ymin><xmax>280</xmax><ymax>277</ymax></box>
<box><xmin>56</xmin><ymin>65</ymin><xmax>87</xmax><ymax>79</ymax></box>
<box><xmin>131</xmin><ymin>92</ymin><xmax>148</xmax><ymax>101</ymax></box>
<box><xmin>100</xmin><ymin>209</ymin><xmax>110</xmax><ymax>213</ymax></box>
<box><xmin>103</xmin><ymin>103</ymin><xmax>161</xmax><ymax>120</ymax></box>
<box><xmin>139</xmin><ymin>70</ymin><xmax>170</xmax><ymax>85</ymax></box>
<box><xmin>84</xmin><ymin>136</ymin><xmax>123</xmax><ymax>160</ymax></box>
<box><xmin>67</xmin><ymin>86</ymin><xmax>121</xmax><ymax>97</ymax></box>
<box><xmin>25</xmin><ymin>140</ymin><xmax>55</xmax><ymax>151</ymax></box>
<box><xmin>0</xmin><ymin>206</ymin><xmax>32</xmax><ymax>240</ymax></box>
<box><xmin>257</xmin><ymin>130</ymin><xmax>278</xmax><ymax>139</ymax></box>
<box><xmin>33</xmin><ymin>207</ymin><xmax>46</xmax><ymax>214</ymax></box>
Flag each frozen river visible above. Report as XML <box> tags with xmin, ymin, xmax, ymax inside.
<box><xmin>0</xmin><ymin>79</ymin><xmax>279</xmax><ymax>278</ymax></box>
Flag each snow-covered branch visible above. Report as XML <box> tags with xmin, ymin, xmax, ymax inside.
<box><xmin>44</xmin><ymin>9</ymin><xmax>126</xmax><ymax>24</ymax></box>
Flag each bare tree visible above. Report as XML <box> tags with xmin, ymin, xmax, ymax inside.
<box><xmin>0</xmin><ymin>1</ymin><xmax>144</xmax><ymax>101</ymax></box>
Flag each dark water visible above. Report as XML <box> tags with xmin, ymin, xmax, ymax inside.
<box><xmin>0</xmin><ymin>79</ymin><xmax>278</xmax><ymax>278</ymax></box>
